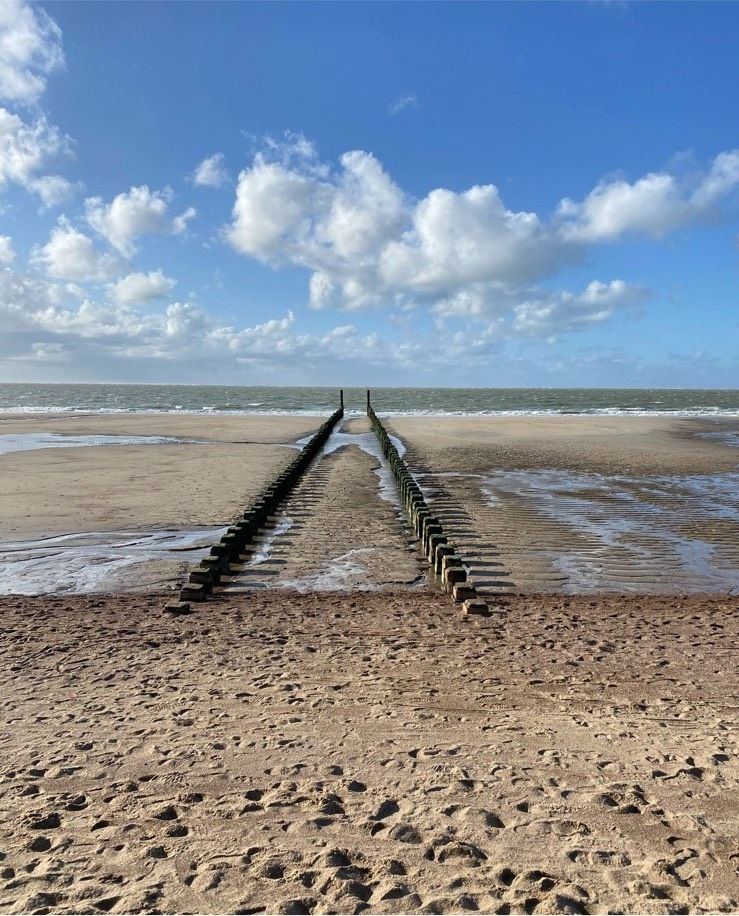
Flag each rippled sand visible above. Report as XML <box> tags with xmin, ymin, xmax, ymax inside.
<box><xmin>389</xmin><ymin>415</ymin><xmax>739</xmax><ymax>596</ymax></box>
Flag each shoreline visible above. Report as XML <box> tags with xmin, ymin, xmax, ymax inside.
<box><xmin>2</xmin><ymin>408</ymin><xmax>739</xmax><ymax>419</ymax></box>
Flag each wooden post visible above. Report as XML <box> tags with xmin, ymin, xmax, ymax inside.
<box><xmin>366</xmin><ymin>389</ymin><xmax>371</xmax><ymax>412</ymax></box>
<box><xmin>339</xmin><ymin>389</ymin><xmax>344</xmax><ymax>409</ymax></box>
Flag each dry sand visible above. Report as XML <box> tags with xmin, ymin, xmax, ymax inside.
<box><xmin>0</xmin><ymin>591</ymin><xmax>737</xmax><ymax>914</ymax></box>
<box><xmin>385</xmin><ymin>416</ymin><xmax>739</xmax><ymax>476</ymax></box>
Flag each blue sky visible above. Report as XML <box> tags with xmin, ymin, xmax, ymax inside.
<box><xmin>1</xmin><ymin>0</ymin><xmax>737</xmax><ymax>386</ymax></box>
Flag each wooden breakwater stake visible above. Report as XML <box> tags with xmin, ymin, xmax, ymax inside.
<box><xmin>366</xmin><ymin>395</ymin><xmax>488</xmax><ymax>616</ymax></box>
<box><xmin>165</xmin><ymin>397</ymin><xmax>345</xmax><ymax>613</ymax></box>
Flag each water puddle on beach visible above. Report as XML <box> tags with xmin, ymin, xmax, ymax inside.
<box><xmin>0</xmin><ymin>432</ymin><xmax>203</xmax><ymax>455</ymax></box>
<box><xmin>0</xmin><ymin>527</ymin><xmax>227</xmax><ymax>594</ymax></box>
<box><xmin>699</xmin><ymin>429</ymin><xmax>739</xmax><ymax>449</ymax></box>
<box><xmin>480</xmin><ymin>468</ymin><xmax>739</xmax><ymax>593</ymax></box>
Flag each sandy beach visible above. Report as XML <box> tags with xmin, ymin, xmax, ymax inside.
<box><xmin>4</xmin><ymin>0</ymin><xmax>737</xmax><ymax>909</ymax></box>
<box><xmin>0</xmin><ymin>415</ymin><xmax>322</xmax><ymax>541</ymax></box>
<box><xmin>1</xmin><ymin>590</ymin><xmax>737</xmax><ymax>914</ymax></box>
<box><xmin>0</xmin><ymin>411</ymin><xmax>737</xmax><ymax>913</ymax></box>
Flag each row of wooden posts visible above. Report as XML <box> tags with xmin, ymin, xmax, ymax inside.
<box><xmin>166</xmin><ymin>405</ymin><xmax>344</xmax><ymax>612</ymax></box>
<box><xmin>167</xmin><ymin>390</ymin><xmax>488</xmax><ymax>614</ymax></box>
<box><xmin>367</xmin><ymin>398</ymin><xmax>490</xmax><ymax>616</ymax></box>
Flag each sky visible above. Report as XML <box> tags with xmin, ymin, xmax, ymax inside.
<box><xmin>0</xmin><ymin>0</ymin><xmax>738</xmax><ymax>387</ymax></box>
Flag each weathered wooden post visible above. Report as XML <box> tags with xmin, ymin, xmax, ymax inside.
<box><xmin>340</xmin><ymin>389</ymin><xmax>344</xmax><ymax>409</ymax></box>
<box><xmin>172</xmin><ymin>404</ymin><xmax>345</xmax><ymax>610</ymax></box>
<box><xmin>365</xmin><ymin>408</ymin><xmax>489</xmax><ymax>617</ymax></box>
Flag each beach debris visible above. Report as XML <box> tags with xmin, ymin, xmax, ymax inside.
<box><xmin>163</xmin><ymin>600</ymin><xmax>191</xmax><ymax>615</ymax></box>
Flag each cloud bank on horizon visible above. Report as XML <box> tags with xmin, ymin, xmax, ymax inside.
<box><xmin>0</xmin><ymin>0</ymin><xmax>737</xmax><ymax>385</ymax></box>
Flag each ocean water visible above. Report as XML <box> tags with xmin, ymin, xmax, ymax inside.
<box><xmin>0</xmin><ymin>384</ymin><xmax>738</xmax><ymax>416</ymax></box>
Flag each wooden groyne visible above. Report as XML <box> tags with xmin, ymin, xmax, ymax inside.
<box><xmin>366</xmin><ymin>392</ymin><xmax>489</xmax><ymax>616</ymax></box>
<box><xmin>166</xmin><ymin>389</ymin><xmax>491</xmax><ymax>613</ymax></box>
<box><xmin>166</xmin><ymin>401</ymin><xmax>344</xmax><ymax>613</ymax></box>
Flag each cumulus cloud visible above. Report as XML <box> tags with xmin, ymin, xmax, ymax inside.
<box><xmin>191</xmin><ymin>152</ymin><xmax>229</xmax><ymax>188</ymax></box>
<box><xmin>557</xmin><ymin>150</ymin><xmax>739</xmax><ymax>242</ymax></box>
<box><xmin>85</xmin><ymin>185</ymin><xmax>196</xmax><ymax>256</ymax></box>
<box><xmin>227</xmin><ymin>138</ymin><xmax>573</xmax><ymax>313</ymax></box>
<box><xmin>0</xmin><ymin>0</ymin><xmax>64</xmax><ymax>106</ymax></box>
<box><xmin>388</xmin><ymin>93</ymin><xmax>417</xmax><ymax>116</ymax></box>
<box><xmin>109</xmin><ymin>269</ymin><xmax>176</xmax><ymax>305</ymax></box>
<box><xmin>224</xmin><ymin>138</ymin><xmax>739</xmax><ymax>341</ymax></box>
<box><xmin>381</xmin><ymin>185</ymin><xmax>562</xmax><ymax>293</ymax></box>
<box><xmin>0</xmin><ymin>106</ymin><xmax>72</xmax><ymax>204</ymax></box>
<box><xmin>0</xmin><ymin>234</ymin><xmax>14</xmax><ymax>263</ymax></box>
<box><xmin>34</xmin><ymin>218</ymin><xmax>120</xmax><ymax>281</ymax></box>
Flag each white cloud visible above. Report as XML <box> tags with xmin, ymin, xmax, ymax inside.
<box><xmin>0</xmin><ymin>0</ymin><xmax>64</xmax><ymax>105</ymax></box>
<box><xmin>557</xmin><ymin>150</ymin><xmax>739</xmax><ymax>242</ymax></box>
<box><xmin>191</xmin><ymin>152</ymin><xmax>229</xmax><ymax>188</ymax></box>
<box><xmin>227</xmin><ymin>156</ymin><xmax>321</xmax><ymax>264</ymax></box>
<box><xmin>512</xmin><ymin>280</ymin><xmax>648</xmax><ymax>337</ymax></box>
<box><xmin>0</xmin><ymin>234</ymin><xmax>14</xmax><ymax>263</ymax></box>
<box><xmin>380</xmin><ymin>184</ymin><xmax>562</xmax><ymax>294</ymax></box>
<box><xmin>85</xmin><ymin>185</ymin><xmax>196</xmax><ymax>256</ymax></box>
<box><xmin>225</xmin><ymin>139</ymin><xmax>739</xmax><ymax>339</ymax></box>
<box><xmin>227</xmin><ymin>139</ymin><xmax>570</xmax><ymax>313</ymax></box>
<box><xmin>388</xmin><ymin>93</ymin><xmax>417</xmax><ymax>116</ymax></box>
<box><xmin>0</xmin><ymin>265</ymin><xmax>421</xmax><ymax>372</ymax></box>
<box><xmin>25</xmin><ymin>341</ymin><xmax>68</xmax><ymax>361</ymax></box>
<box><xmin>29</xmin><ymin>171</ymin><xmax>73</xmax><ymax>206</ymax></box>
<box><xmin>109</xmin><ymin>269</ymin><xmax>176</xmax><ymax>305</ymax></box>
<box><xmin>0</xmin><ymin>106</ymin><xmax>72</xmax><ymax>204</ymax></box>
<box><xmin>0</xmin><ymin>263</ymin><xmax>650</xmax><ymax>384</ymax></box>
<box><xmin>35</xmin><ymin>218</ymin><xmax>120</xmax><ymax>281</ymax></box>
<box><xmin>429</xmin><ymin>277</ymin><xmax>648</xmax><ymax>341</ymax></box>
<box><xmin>171</xmin><ymin>205</ymin><xmax>196</xmax><ymax>236</ymax></box>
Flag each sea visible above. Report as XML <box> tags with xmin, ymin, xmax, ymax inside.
<box><xmin>1</xmin><ymin>384</ymin><xmax>738</xmax><ymax>416</ymax></box>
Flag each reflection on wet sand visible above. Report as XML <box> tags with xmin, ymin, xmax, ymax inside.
<box><xmin>405</xmin><ymin>464</ymin><xmax>739</xmax><ymax>594</ymax></box>
<box><xmin>0</xmin><ymin>527</ymin><xmax>227</xmax><ymax>594</ymax></box>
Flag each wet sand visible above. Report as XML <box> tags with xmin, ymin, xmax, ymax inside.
<box><xmin>0</xmin><ymin>415</ymin><xmax>321</xmax><ymax>541</ymax></box>
<box><xmin>388</xmin><ymin>416</ymin><xmax>739</xmax><ymax>596</ymax></box>
<box><xmin>223</xmin><ymin>442</ymin><xmax>424</xmax><ymax>594</ymax></box>
<box><xmin>1</xmin><ymin>591</ymin><xmax>737</xmax><ymax>914</ymax></box>
<box><xmin>4</xmin><ymin>412</ymin><xmax>736</xmax><ymax>596</ymax></box>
